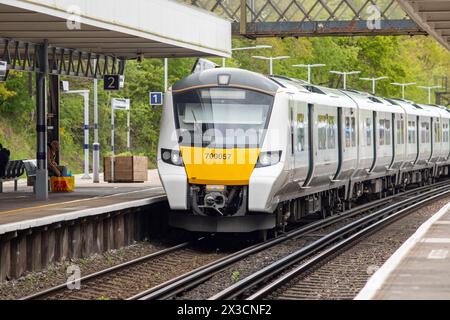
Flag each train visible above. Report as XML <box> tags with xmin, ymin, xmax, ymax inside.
<box><xmin>157</xmin><ymin>67</ymin><xmax>450</xmax><ymax>235</ymax></box>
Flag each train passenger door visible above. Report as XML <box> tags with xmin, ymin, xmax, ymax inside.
<box><xmin>358</xmin><ymin>110</ymin><xmax>374</xmax><ymax>172</ymax></box>
<box><xmin>288</xmin><ymin>96</ymin><xmax>295</xmax><ymax>182</ymax></box>
<box><xmin>292</xmin><ymin>100</ymin><xmax>309</xmax><ymax>183</ymax></box>
<box><xmin>341</xmin><ymin>107</ymin><xmax>358</xmax><ymax>175</ymax></box>
<box><xmin>315</xmin><ymin>104</ymin><xmax>339</xmax><ymax>180</ymax></box>
<box><xmin>406</xmin><ymin>116</ymin><xmax>418</xmax><ymax>164</ymax></box>
<box><xmin>434</xmin><ymin>117</ymin><xmax>442</xmax><ymax>161</ymax></box>
<box><xmin>419</xmin><ymin>116</ymin><xmax>431</xmax><ymax>163</ymax></box>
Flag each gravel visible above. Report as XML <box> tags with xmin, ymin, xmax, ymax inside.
<box><xmin>271</xmin><ymin>195</ymin><xmax>450</xmax><ymax>300</ymax></box>
<box><xmin>0</xmin><ymin>240</ymin><xmax>170</xmax><ymax>300</ymax></box>
<box><xmin>177</xmin><ymin>195</ymin><xmax>450</xmax><ymax>300</ymax></box>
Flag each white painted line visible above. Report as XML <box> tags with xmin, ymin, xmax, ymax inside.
<box><xmin>355</xmin><ymin>201</ymin><xmax>450</xmax><ymax>300</ymax></box>
<box><xmin>421</xmin><ymin>238</ymin><xmax>450</xmax><ymax>243</ymax></box>
<box><xmin>0</xmin><ymin>194</ymin><xmax>167</xmax><ymax>235</ymax></box>
<box><xmin>427</xmin><ymin>249</ymin><xmax>449</xmax><ymax>260</ymax></box>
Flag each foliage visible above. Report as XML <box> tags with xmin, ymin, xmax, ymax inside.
<box><xmin>0</xmin><ymin>36</ymin><xmax>449</xmax><ymax>172</ymax></box>
<box><xmin>231</xmin><ymin>271</ymin><xmax>241</xmax><ymax>283</ymax></box>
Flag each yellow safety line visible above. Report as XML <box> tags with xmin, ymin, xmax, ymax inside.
<box><xmin>0</xmin><ymin>188</ymin><xmax>157</xmax><ymax>216</ymax></box>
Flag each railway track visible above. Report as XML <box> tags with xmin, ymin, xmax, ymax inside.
<box><xmin>133</xmin><ymin>181</ymin><xmax>450</xmax><ymax>300</ymax></box>
<box><xmin>20</xmin><ymin>240</ymin><xmax>226</xmax><ymax>300</ymax></box>
<box><xmin>214</xmin><ymin>183</ymin><xmax>450</xmax><ymax>300</ymax></box>
<box><xmin>21</xmin><ymin>180</ymin><xmax>450</xmax><ymax>300</ymax></box>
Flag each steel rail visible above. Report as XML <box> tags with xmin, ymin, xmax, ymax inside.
<box><xmin>211</xmin><ymin>184</ymin><xmax>450</xmax><ymax>300</ymax></box>
<box><xmin>134</xmin><ymin>181</ymin><xmax>449</xmax><ymax>300</ymax></box>
<box><xmin>20</xmin><ymin>241</ymin><xmax>192</xmax><ymax>300</ymax></box>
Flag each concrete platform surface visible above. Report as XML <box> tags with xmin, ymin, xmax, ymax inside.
<box><xmin>0</xmin><ymin>170</ymin><xmax>166</xmax><ymax>234</ymax></box>
<box><xmin>356</xmin><ymin>201</ymin><xmax>450</xmax><ymax>300</ymax></box>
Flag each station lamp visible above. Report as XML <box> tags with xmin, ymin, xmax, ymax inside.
<box><xmin>329</xmin><ymin>70</ymin><xmax>361</xmax><ymax>90</ymax></box>
<box><xmin>359</xmin><ymin>76</ymin><xmax>388</xmax><ymax>95</ymax></box>
<box><xmin>252</xmin><ymin>55</ymin><xmax>290</xmax><ymax>75</ymax></box>
<box><xmin>418</xmin><ymin>85</ymin><xmax>442</xmax><ymax>104</ymax></box>
<box><xmin>292</xmin><ymin>63</ymin><xmax>326</xmax><ymax>84</ymax></box>
<box><xmin>391</xmin><ymin>82</ymin><xmax>416</xmax><ymax>99</ymax></box>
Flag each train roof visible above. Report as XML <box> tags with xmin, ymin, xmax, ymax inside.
<box><xmin>172</xmin><ymin>68</ymin><xmax>279</xmax><ymax>95</ymax></box>
<box><xmin>270</xmin><ymin>75</ymin><xmax>357</xmax><ymax>108</ymax></box>
<box><xmin>416</xmin><ymin>104</ymin><xmax>450</xmax><ymax>119</ymax></box>
<box><xmin>173</xmin><ymin>68</ymin><xmax>450</xmax><ymax>117</ymax></box>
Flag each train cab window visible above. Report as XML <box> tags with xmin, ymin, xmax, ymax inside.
<box><xmin>396</xmin><ymin>119</ymin><xmax>405</xmax><ymax>145</ymax></box>
<box><xmin>408</xmin><ymin>121</ymin><xmax>416</xmax><ymax>144</ymax></box>
<box><xmin>173</xmin><ymin>88</ymin><xmax>274</xmax><ymax>148</ymax></box>
<box><xmin>421</xmin><ymin>122</ymin><xmax>430</xmax><ymax>143</ymax></box>
<box><xmin>365</xmin><ymin>118</ymin><xmax>372</xmax><ymax>146</ymax></box>
<box><xmin>296</xmin><ymin>113</ymin><xmax>305</xmax><ymax>152</ymax></box>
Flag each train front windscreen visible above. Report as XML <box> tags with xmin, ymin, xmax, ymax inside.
<box><xmin>173</xmin><ymin>87</ymin><xmax>274</xmax><ymax>149</ymax></box>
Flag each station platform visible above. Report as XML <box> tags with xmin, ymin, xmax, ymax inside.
<box><xmin>357</xmin><ymin>201</ymin><xmax>450</xmax><ymax>300</ymax></box>
<box><xmin>0</xmin><ymin>170</ymin><xmax>166</xmax><ymax>235</ymax></box>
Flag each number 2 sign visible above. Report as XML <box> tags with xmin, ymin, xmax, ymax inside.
<box><xmin>104</xmin><ymin>75</ymin><xmax>120</xmax><ymax>91</ymax></box>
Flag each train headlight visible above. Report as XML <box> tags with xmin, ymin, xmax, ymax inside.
<box><xmin>161</xmin><ymin>148</ymin><xmax>184</xmax><ymax>166</ymax></box>
<box><xmin>256</xmin><ymin>151</ymin><xmax>282</xmax><ymax>168</ymax></box>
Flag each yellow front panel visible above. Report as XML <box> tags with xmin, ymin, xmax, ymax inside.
<box><xmin>180</xmin><ymin>147</ymin><xmax>260</xmax><ymax>185</ymax></box>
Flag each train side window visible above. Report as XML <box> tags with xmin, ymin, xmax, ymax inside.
<box><xmin>443</xmin><ymin>123</ymin><xmax>449</xmax><ymax>143</ymax></box>
<box><xmin>434</xmin><ymin>120</ymin><xmax>441</xmax><ymax>143</ymax></box>
<box><xmin>365</xmin><ymin>118</ymin><xmax>372</xmax><ymax>146</ymax></box>
<box><xmin>408</xmin><ymin>121</ymin><xmax>416</xmax><ymax>144</ymax></box>
<box><xmin>351</xmin><ymin>117</ymin><xmax>356</xmax><ymax>147</ymax></box>
<box><xmin>327</xmin><ymin>116</ymin><xmax>336</xmax><ymax>149</ymax></box>
<box><xmin>318</xmin><ymin>115</ymin><xmax>327</xmax><ymax>150</ymax></box>
<box><xmin>385</xmin><ymin>119</ymin><xmax>391</xmax><ymax>145</ymax></box>
<box><xmin>421</xmin><ymin>122</ymin><xmax>430</xmax><ymax>143</ymax></box>
<box><xmin>345</xmin><ymin>116</ymin><xmax>351</xmax><ymax>148</ymax></box>
<box><xmin>379</xmin><ymin>119</ymin><xmax>385</xmax><ymax>146</ymax></box>
<box><xmin>397</xmin><ymin>119</ymin><xmax>405</xmax><ymax>145</ymax></box>
<box><xmin>296</xmin><ymin>113</ymin><xmax>305</xmax><ymax>152</ymax></box>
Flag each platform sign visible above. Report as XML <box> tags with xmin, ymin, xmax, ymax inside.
<box><xmin>60</xmin><ymin>80</ymin><xmax>69</xmax><ymax>92</ymax></box>
<box><xmin>104</xmin><ymin>75</ymin><xmax>120</xmax><ymax>91</ymax></box>
<box><xmin>0</xmin><ymin>60</ymin><xmax>6</xmax><ymax>80</ymax></box>
<box><xmin>112</xmin><ymin>98</ymin><xmax>130</xmax><ymax>110</ymax></box>
<box><xmin>150</xmin><ymin>92</ymin><xmax>163</xmax><ymax>105</ymax></box>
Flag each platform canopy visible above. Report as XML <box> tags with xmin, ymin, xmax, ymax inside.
<box><xmin>398</xmin><ymin>0</ymin><xmax>450</xmax><ymax>51</ymax></box>
<box><xmin>0</xmin><ymin>0</ymin><xmax>232</xmax><ymax>58</ymax></box>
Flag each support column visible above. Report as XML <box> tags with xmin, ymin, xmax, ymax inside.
<box><xmin>93</xmin><ymin>79</ymin><xmax>100</xmax><ymax>183</ymax></box>
<box><xmin>48</xmin><ymin>75</ymin><xmax>60</xmax><ymax>163</ymax></box>
<box><xmin>240</xmin><ymin>0</ymin><xmax>247</xmax><ymax>35</ymax></box>
<box><xmin>36</xmin><ymin>40</ymin><xmax>49</xmax><ymax>200</ymax></box>
<box><xmin>82</xmin><ymin>92</ymin><xmax>91</xmax><ymax>179</ymax></box>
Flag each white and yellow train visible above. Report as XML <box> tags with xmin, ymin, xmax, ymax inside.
<box><xmin>157</xmin><ymin>68</ymin><xmax>450</xmax><ymax>233</ymax></box>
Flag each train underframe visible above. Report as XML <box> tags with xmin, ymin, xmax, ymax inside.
<box><xmin>169</xmin><ymin>164</ymin><xmax>450</xmax><ymax>235</ymax></box>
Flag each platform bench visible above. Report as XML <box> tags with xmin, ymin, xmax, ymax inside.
<box><xmin>0</xmin><ymin>160</ymin><xmax>25</xmax><ymax>193</ymax></box>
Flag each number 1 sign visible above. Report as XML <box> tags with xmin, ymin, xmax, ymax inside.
<box><xmin>150</xmin><ymin>92</ymin><xmax>163</xmax><ymax>105</ymax></box>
